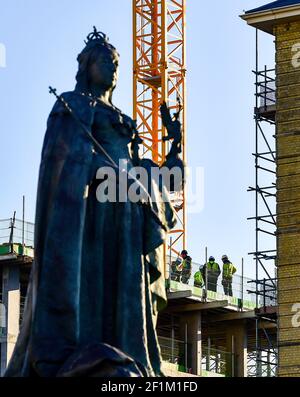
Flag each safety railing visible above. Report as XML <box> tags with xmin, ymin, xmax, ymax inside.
<box><xmin>167</xmin><ymin>256</ymin><xmax>257</xmax><ymax>308</ymax></box>
<box><xmin>247</xmin><ymin>278</ymin><xmax>277</xmax><ymax>308</ymax></box>
<box><xmin>158</xmin><ymin>336</ymin><xmax>191</xmax><ymax>374</ymax></box>
<box><xmin>159</xmin><ymin>336</ymin><xmax>232</xmax><ymax>377</ymax></box>
<box><xmin>201</xmin><ymin>345</ymin><xmax>231</xmax><ymax>377</ymax></box>
<box><xmin>255</xmin><ymin>67</ymin><xmax>276</xmax><ymax>109</ymax></box>
<box><xmin>0</xmin><ymin>218</ymin><xmax>34</xmax><ymax>248</ymax></box>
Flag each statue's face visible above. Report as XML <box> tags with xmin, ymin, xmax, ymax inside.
<box><xmin>89</xmin><ymin>49</ymin><xmax>119</xmax><ymax>90</ymax></box>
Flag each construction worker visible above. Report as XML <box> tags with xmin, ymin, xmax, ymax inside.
<box><xmin>202</xmin><ymin>256</ymin><xmax>221</xmax><ymax>292</ymax></box>
<box><xmin>221</xmin><ymin>255</ymin><xmax>237</xmax><ymax>297</ymax></box>
<box><xmin>170</xmin><ymin>257</ymin><xmax>182</xmax><ymax>282</ymax></box>
<box><xmin>180</xmin><ymin>250</ymin><xmax>192</xmax><ymax>285</ymax></box>
<box><xmin>194</xmin><ymin>266</ymin><xmax>205</xmax><ymax>289</ymax></box>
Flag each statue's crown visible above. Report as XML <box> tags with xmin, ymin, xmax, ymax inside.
<box><xmin>85</xmin><ymin>26</ymin><xmax>109</xmax><ymax>45</ymax></box>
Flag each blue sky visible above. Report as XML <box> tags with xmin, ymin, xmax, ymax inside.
<box><xmin>0</xmin><ymin>0</ymin><xmax>276</xmax><ymax>278</ymax></box>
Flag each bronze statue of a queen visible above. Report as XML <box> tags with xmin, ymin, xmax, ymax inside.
<box><xmin>5</xmin><ymin>28</ymin><xmax>184</xmax><ymax>377</ymax></box>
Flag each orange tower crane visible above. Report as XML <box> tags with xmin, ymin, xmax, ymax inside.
<box><xmin>133</xmin><ymin>0</ymin><xmax>187</xmax><ymax>261</ymax></box>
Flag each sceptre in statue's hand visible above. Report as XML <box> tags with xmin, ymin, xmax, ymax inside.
<box><xmin>160</xmin><ymin>99</ymin><xmax>185</xmax><ymax>192</ymax></box>
<box><xmin>160</xmin><ymin>98</ymin><xmax>182</xmax><ymax>147</ymax></box>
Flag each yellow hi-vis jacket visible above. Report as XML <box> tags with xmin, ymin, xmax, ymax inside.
<box><xmin>207</xmin><ymin>261</ymin><xmax>221</xmax><ymax>275</ymax></box>
<box><xmin>222</xmin><ymin>262</ymin><xmax>237</xmax><ymax>280</ymax></box>
<box><xmin>194</xmin><ymin>271</ymin><xmax>204</xmax><ymax>287</ymax></box>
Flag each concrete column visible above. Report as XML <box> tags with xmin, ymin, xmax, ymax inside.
<box><xmin>179</xmin><ymin>312</ymin><xmax>202</xmax><ymax>376</ymax></box>
<box><xmin>225</xmin><ymin>320</ymin><xmax>248</xmax><ymax>378</ymax></box>
<box><xmin>0</xmin><ymin>264</ymin><xmax>20</xmax><ymax>376</ymax></box>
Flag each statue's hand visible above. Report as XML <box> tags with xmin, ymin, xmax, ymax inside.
<box><xmin>160</xmin><ymin>102</ymin><xmax>182</xmax><ymax>144</ymax></box>
<box><xmin>160</xmin><ymin>103</ymin><xmax>185</xmax><ymax>191</ymax></box>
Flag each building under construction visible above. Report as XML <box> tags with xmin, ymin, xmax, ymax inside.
<box><xmin>1</xmin><ymin>0</ymin><xmax>300</xmax><ymax>377</ymax></box>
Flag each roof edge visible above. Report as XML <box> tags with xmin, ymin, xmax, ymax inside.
<box><xmin>244</xmin><ymin>1</ymin><xmax>300</xmax><ymax>15</ymax></box>
<box><xmin>240</xmin><ymin>4</ymin><xmax>300</xmax><ymax>34</ymax></box>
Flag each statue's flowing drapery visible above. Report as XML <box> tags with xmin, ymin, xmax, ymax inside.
<box><xmin>5</xmin><ymin>92</ymin><xmax>176</xmax><ymax>377</ymax></box>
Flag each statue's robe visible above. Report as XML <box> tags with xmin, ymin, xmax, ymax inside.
<box><xmin>5</xmin><ymin>92</ymin><xmax>176</xmax><ymax>377</ymax></box>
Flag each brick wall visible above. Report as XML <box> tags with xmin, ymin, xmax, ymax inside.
<box><xmin>275</xmin><ymin>21</ymin><xmax>300</xmax><ymax>377</ymax></box>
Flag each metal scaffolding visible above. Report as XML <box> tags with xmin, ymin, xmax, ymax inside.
<box><xmin>247</xmin><ymin>30</ymin><xmax>278</xmax><ymax>377</ymax></box>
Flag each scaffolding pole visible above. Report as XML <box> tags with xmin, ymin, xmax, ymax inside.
<box><xmin>247</xmin><ymin>29</ymin><xmax>278</xmax><ymax>377</ymax></box>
